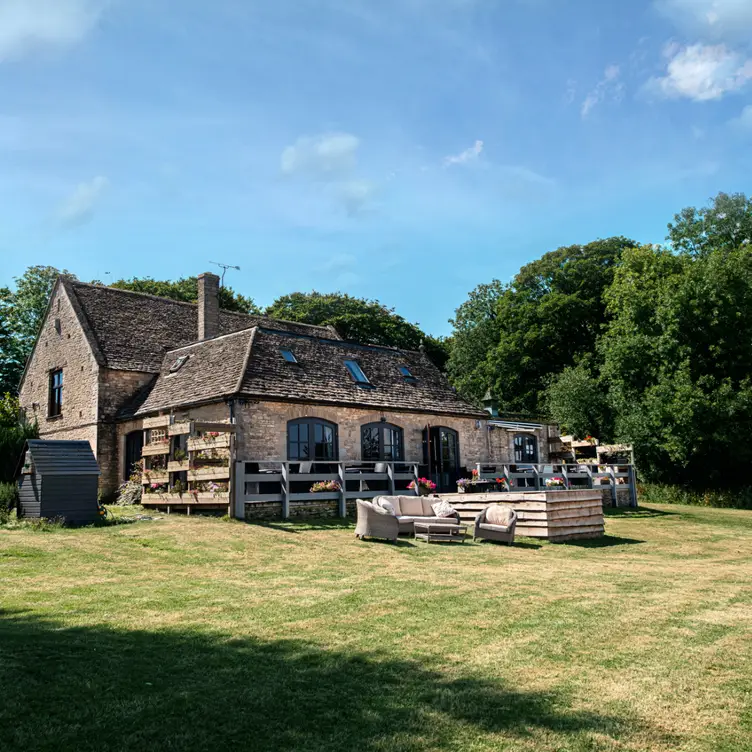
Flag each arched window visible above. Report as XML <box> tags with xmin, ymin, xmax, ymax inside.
<box><xmin>514</xmin><ymin>433</ymin><xmax>538</xmax><ymax>463</ymax></box>
<box><xmin>287</xmin><ymin>418</ymin><xmax>338</xmax><ymax>461</ymax></box>
<box><xmin>361</xmin><ymin>422</ymin><xmax>404</xmax><ymax>461</ymax></box>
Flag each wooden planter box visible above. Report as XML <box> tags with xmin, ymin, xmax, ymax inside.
<box><xmin>142</xmin><ymin>492</ymin><xmax>230</xmax><ymax>505</ymax></box>
<box><xmin>142</xmin><ymin>443</ymin><xmax>170</xmax><ymax>456</ymax></box>
<box><xmin>142</xmin><ymin>472</ymin><xmax>169</xmax><ymax>485</ymax></box>
<box><xmin>167</xmin><ymin>461</ymin><xmax>190</xmax><ymax>473</ymax></box>
<box><xmin>187</xmin><ymin>435</ymin><xmax>231</xmax><ymax>451</ymax></box>
<box><xmin>187</xmin><ymin>467</ymin><xmax>231</xmax><ymax>481</ymax></box>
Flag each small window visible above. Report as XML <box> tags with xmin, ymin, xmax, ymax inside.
<box><xmin>169</xmin><ymin>355</ymin><xmax>189</xmax><ymax>373</ymax></box>
<box><xmin>280</xmin><ymin>349</ymin><xmax>298</xmax><ymax>363</ymax></box>
<box><xmin>344</xmin><ymin>360</ymin><xmax>370</xmax><ymax>384</ymax></box>
<box><xmin>48</xmin><ymin>369</ymin><xmax>63</xmax><ymax>417</ymax></box>
<box><xmin>399</xmin><ymin>365</ymin><xmax>416</xmax><ymax>381</ymax></box>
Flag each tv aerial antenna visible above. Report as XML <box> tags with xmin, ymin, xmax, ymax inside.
<box><xmin>209</xmin><ymin>261</ymin><xmax>241</xmax><ymax>288</ymax></box>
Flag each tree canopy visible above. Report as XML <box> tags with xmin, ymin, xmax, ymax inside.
<box><xmin>667</xmin><ymin>191</ymin><xmax>752</xmax><ymax>257</ymax></box>
<box><xmin>108</xmin><ymin>276</ymin><xmax>259</xmax><ymax>314</ymax></box>
<box><xmin>265</xmin><ymin>292</ymin><xmax>449</xmax><ymax>369</ymax></box>
<box><xmin>448</xmin><ymin>237</ymin><xmax>637</xmax><ymax>414</ymax></box>
<box><xmin>0</xmin><ymin>266</ymin><xmax>72</xmax><ymax>395</ymax></box>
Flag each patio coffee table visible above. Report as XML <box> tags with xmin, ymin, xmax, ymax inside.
<box><xmin>414</xmin><ymin>521</ymin><xmax>468</xmax><ymax>543</ymax></box>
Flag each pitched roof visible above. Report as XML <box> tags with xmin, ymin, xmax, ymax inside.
<box><xmin>124</xmin><ymin>327</ymin><xmax>486</xmax><ymax>419</ymax></box>
<box><xmin>63</xmin><ymin>279</ymin><xmax>338</xmax><ymax>373</ymax></box>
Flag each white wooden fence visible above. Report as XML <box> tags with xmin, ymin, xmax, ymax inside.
<box><xmin>476</xmin><ymin>463</ymin><xmax>638</xmax><ymax>507</ymax></box>
<box><xmin>234</xmin><ymin>461</ymin><xmax>421</xmax><ymax>519</ymax></box>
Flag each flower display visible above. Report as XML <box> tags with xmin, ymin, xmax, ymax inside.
<box><xmin>545</xmin><ymin>476</ymin><xmax>566</xmax><ymax>488</ymax></box>
<box><xmin>310</xmin><ymin>480</ymin><xmax>342</xmax><ymax>493</ymax></box>
<box><xmin>407</xmin><ymin>478</ymin><xmax>437</xmax><ymax>492</ymax></box>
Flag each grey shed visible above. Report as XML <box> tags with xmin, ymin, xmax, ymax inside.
<box><xmin>17</xmin><ymin>440</ymin><xmax>101</xmax><ymax>524</ymax></box>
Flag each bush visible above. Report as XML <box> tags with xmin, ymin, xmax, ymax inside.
<box><xmin>0</xmin><ymin>411</ymin><xmax>38</xmax><ymax>484</ymax></box>
<box><xmin>0</xmin><ymin>481</ymin><xmax>18</xmax><ymax>522</ymax></box>
<box><xmin>116</xmin><ymin>472</ymin><xmax>143</xmax><ymax>506</ymax></box>
<box><xmin>639</xmin><ymin>483</ymin><xmax>752</xmax><ymax>510</ymax></box>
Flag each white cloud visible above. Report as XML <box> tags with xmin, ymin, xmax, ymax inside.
<box><xmin>0</xmin><ymin>0</ymin><xmax>103</xmax><ymax>62</ymax></box>
<box><xmin>656</xmin><ymin>0</ymin><xmax>752</xmax><ymax>41</ymax></box>
<box><xmin>730</xmin><ymin>105</ymin><xmax>752</xmax><ymax>130</ymax></box>
<box><xmin>281</xmin><ymin>132</ymin><xmax>360</xmax><ymax>178</ymax></box>
<box><xmin>581</xmin><ymin>65</ymin><xmax>624</xmax><ymax>118</ymax></box>
<box><xmin>443</xmin><ymin>139</ymin><xmax>483</xmax><ymax>167</ymax></box>
<box><xmin>646</xmin><ymin>43</ymin><xmax>752</xmax><ymax>101</ymax></box>
<box><xmin>338</xmin><ymin>180</ymin><xmax>375</xmax><ymax>216</ymax></box>
<box><xmin>58</xmin><ymin>176</ymin><xmax>109</xmax><ymax>226</ymax></box>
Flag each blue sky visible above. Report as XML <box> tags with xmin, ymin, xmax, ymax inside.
<box><xmin>1</xmin><ymin>0</ymin><xmax>751</xmax><ymax>335</ymax></box>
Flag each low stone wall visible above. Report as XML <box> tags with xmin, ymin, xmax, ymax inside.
<box><xmin>245</xmin><ymin>499</ymin><xmax>356</xmax><ymax>522</ymax></box>
<box><xmin>599</xmin><ymin>487</ymin><xmax>633</xmax><ymax>508</ymax></box>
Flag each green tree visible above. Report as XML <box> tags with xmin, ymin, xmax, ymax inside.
<box><xmin>601</xmin><ymin>243</ymin><xmax>752</xmax><ymax>487</ymax></box>
<box><xmin>668</xmin><ymin>191</ymin><xmax>752</xmax><ymax>257</ymax></box>
<box><xmin>448</xmin><ymin>237</ymin><xmax>637</xmax><ymax>413</ymax></box>
<box><xmin>544</xmin><ymin>359</ymin><xmax>612</xmax><ymax>440</ymax></box>
<box><xmin>265</xmin><ymin>292</ymin><xmax>449</xmax><ymax>369</ymax></box>
<box><xmin>446</xmin><ymin>280</ymin><xmax>505</xmax><ymax>404</ymax></box>
<box><xmin>108</xmin><ymin>276</ymin><xmax>260</xmax><ymax>314</ymax></box>
<box><xmin>0</xmin><ymin>266</ymin><xmax>71</xmax><ymax>394</ymax></box>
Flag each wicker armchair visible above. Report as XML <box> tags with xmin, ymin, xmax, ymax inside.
<box><xmin>473</xmin><ymin>505</ymin><xmax>517</xmax><ymax>545</ymax></box>
<box><xmin>355</xmin><ymin>500</ymin><xmax>399</xmax><ymax>542</ymax></box>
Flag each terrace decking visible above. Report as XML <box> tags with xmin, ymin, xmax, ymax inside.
<box><xmin>443</xmin><ymin>490</ymin><xmax>605</xmax><ymax>542</ymax></box>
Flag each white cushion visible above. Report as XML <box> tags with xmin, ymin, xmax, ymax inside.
<box><xmin>431</xmin><ymin>500</ymin><xmax>457</xmax><ymax>518</ymax></box>
<box><xmin>399</xmin><ymin>497</ymin><xmax>425</xmax><ymax>516</ymax></box>
<box><xmin>486</xmin><ymin>505</ymin><xmax>514</xmax><ymax>525</ymax></box>
<box><xmin>479</xmin><ymin>523</ymin><xmax>512</xmax><ymax>533</ymax></box>
<box><xmin>377</xmin><ymin>498</ymin><xmax>396</xmax><ymax>515</ymax></box>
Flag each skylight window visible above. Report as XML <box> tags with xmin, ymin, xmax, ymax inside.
<box><xmin>280</xmin><ymin>349</ymin><xmax>298</xmax><ymax>364</ymax></box>
<box><xmin>399</xmin><ymin>366</ymin><xmax>416</xmax><ymax>381</ymax></box>
<box><xmin>169</xmin><ymin>355</ymin><xmax>189</xmax><ymax>373</ymax></box>
<box><xmin>344</xmin><ymin>360</ymin><xmax>370</xmax><ymax>384</ymax></box>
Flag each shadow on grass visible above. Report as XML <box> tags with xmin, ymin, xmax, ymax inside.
<box><xmin>0</xmin><ymin>609</ymin><xmax>660</xmax><ymax>752</ymax></box>
<box><xmin>254</xmin><ymin>518</ymin><xmax>356</xmax><ymax>534</ymax></box>
<box><xmin>604</xmin><ymin>506</ymin><xmax>679</xmax><ymax>520</ymax></box>
<box><xmin>562</xmin><ymin>535</ymin><xmax>644</xmax><ymax>548</ymax></box>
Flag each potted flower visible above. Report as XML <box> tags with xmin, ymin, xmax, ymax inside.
<box><xmin>310</xmin><ymin>480</ymin><xmax>342</xmax><ymax>493</ymax></box>
<box><xmin>456</xmin><ymin>478</ymin><xmax>473</xmax><ymax>493</ymax></box>
<box><xmin>597</xmin><ymin>475</ymin><xmax>611</xmax><ymax>485</ymax></box>
<box><xmin>173</xmin><ymin>448</ymin><xmax>188</xmax><ymax>464</ymax></box>
<box><xmin>407</xmin><ymin>477</ymin><xmax>437</xmax><ymax>496</ymax></box>
<box><xmin>545</xmin><ymin>476</ymin><xmax>566</xmax><ymax>488</ymax></box>
<box><xmin>494</xmin><ymin>477</ymin><xmax>509</xmax><ymax>492</ymax></box>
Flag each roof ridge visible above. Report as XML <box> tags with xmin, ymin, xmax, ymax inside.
<box><xmin>164</xmin><ymin>326</ymin><xmax>256</xmax><ymax>354</ymax></box>
<box><xmin>71</xmin><ymin>281</ymin><xmax>336</xmax><ymax>333</ymax></box>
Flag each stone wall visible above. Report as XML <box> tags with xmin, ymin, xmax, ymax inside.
<box><xmin>19</xmin><ymin>281</ymin><xmax>100</xmax><ymax>454</ymax></box>
<box><xmin>244</xmin><ymin>499</ymin><xmax>357</xmax><ymax>522</ymax></box>
<box><xmin>235</xmin><ymin>400</ymin><xmax>492</xmax><ymax>467</ymax></box>
<box><xmin>487</xmin><ymin>424</ymin><xmax>549</xmax><ymax>464</ymax></box>
<box><xmin>98</xmin><ymin>369</ymin><xmax>155</xmax><ymax>494</ymax></box>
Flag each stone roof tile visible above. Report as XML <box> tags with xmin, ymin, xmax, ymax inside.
<box><xmin>65</xmin><ymin>280</ymin><xmax>337</xmax><ymax>372</ymax></box>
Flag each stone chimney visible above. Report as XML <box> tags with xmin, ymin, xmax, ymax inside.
<box><xmin>197</xmin><ymin>272</ymin><xmax>220</xmax><ymax>341</ymax></box>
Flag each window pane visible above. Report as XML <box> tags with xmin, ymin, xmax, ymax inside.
<box><xmin>345</xmin><ymin>360</ymin><xmax>369</xmax><ymax>383</ymax></box>
<box><xmin>362</xmin><ymin>426</ymin><xmax>380</xmax><ymax>460</ymax></box>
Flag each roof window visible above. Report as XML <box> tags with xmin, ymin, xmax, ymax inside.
<box><xmin>399</xmin><ymin>366</ymin><xmax>416</xmax><ymax>381</ymax></box>
<box><xmin>169</xmin><ymin>355</ymin><xmax>189</xmax><ymax>373</ymax></box>
<box><xmin>280</xmin><ymin>349</ymin><xmax>298</xmax><ymax>364</ymax></box>
<box><xmin>345</xmin><ymin>360</ymin><xmax>370</xmax><ymax>384</ymax></box>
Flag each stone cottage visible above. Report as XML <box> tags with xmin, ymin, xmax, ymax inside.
<box><xmin>18</xmin><ymin>273</ymin><xmax>553</xmax><ymax>515</ymax></box>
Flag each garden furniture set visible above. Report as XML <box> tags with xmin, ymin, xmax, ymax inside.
<box><xmin>354</xmin><ymin>495</ymin><xmax>517</xmax><ymax>546</ymax></box>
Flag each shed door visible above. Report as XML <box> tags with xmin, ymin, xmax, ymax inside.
<box><xmin>124</xmin><ymin>431</ymin><xmax>143</xmax><ymax>480</ymax></box>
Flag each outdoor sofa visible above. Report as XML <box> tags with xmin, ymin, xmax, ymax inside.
<box><xmin>473</xmin><ymin>505</ymin><xmax>517</xmax><ymax>545</ymax></box>
<box><xmin>355</xmin><ymin>495</ymin><xmax>461</xmax><ymax>540</ymax></box>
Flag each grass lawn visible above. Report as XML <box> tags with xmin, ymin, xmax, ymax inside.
<box><xmin>1</xmin><ymin>504</ymin><xmax>751</xmax><ymax>752</ymax></box>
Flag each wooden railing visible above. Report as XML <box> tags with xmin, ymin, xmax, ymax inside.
<box><xmin>234</xmin><ymin>461</ymin><xmax>421</xmax><ymax>519</ymax></box>
<box><xmin>475</xmin><ymin>463</ymin><xmax>638</xmax><ymax>507</ymax></box>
